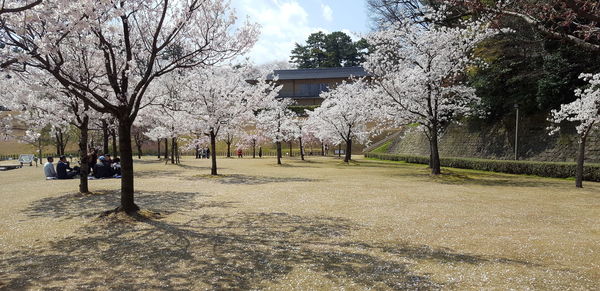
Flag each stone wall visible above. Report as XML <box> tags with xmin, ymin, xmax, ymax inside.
<box><xmin>386</xmin><ymin>117</ymin><xmax>600</xmax><ymax>163</ymax></box>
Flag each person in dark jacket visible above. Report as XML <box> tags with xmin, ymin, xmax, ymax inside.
<box><xmin>93</xmin><ymin>156</ymin><xmax>113</xmax><ymax>178</ymax></box>
<box><xmin>57</xmin><ymin>155</ymin><xmax>79</xmax><ymax>179</ymax></box>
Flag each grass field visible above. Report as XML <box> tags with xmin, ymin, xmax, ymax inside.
<box><xmin>0</xmin><ymin>156</ymin><xmax>598</xmax><ymax>290</ymax></box>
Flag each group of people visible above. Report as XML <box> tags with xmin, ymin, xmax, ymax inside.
<box><xmin>196</xmin><ymin>147</ymin><xmax>211</xmax><ymax>159</ymax></box>
<box><xmin>43</xmin><ymin>150</ymin><xmax>121</xmax><ymax>180</ymax></box>
<box><xmin>43</xmin><ymin>156</ymin><xmax>80</xmax><ymax>180</ymax></box>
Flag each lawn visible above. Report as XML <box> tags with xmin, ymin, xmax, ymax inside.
<box><xmin>0</xmin><ymin>156</ymin><xmax>598</xmax><ymax>290</ymax></box>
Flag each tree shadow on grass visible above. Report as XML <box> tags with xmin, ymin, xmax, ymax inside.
<box><xmin>22</xmin><ymin>190</ymin><xmax>220</xmax><ymax>219</ymax></box>
<box><xmin>175</xmin><ymin>163</ymin><xmax>218</xmax><ymax>171</ymax></box>
<box><xmin>1</xmin><ymin>208</ymin><xmax>543</xmax><ymax>290</ymax></box>
<box><xmin>135</xmin><ymin>169</ymin><xmax>185</xmax><ymax>179</ymax></box>
<box><xmin>185</xmin><ymin>174</ymin><xmax>318</xmax><ymax>185</ymax></box>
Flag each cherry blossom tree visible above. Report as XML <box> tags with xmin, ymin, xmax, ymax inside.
<box><xmin>0</xmin><ymin>0</ymin><xmax>41</xmax><ymax>15</ymax></box>
<box><xmin>182</xmin><ymin>66</ymin><xmax>278</xmax><ymax>175</ymax></box>
<box><xmin>237</xmin><ymin>131</ymin><xmax>269</xmax><ymax>159</ymax></box>
<box><xmin>365</xmin><ymin>20</ymin><xmax>496</xmax><ymax>174</ymax></box>
<box><xmin>7</xmin><ymin>72</ymin><xmax>101</xmax><ymax>193</ymax></box>
<box><xmin>1</xmin><ymin>0</ymin><xmax>258</xmax><ymax>213</ymax></box>
<box><xmin>306</xmin><ymin>80</ymin><xmax>381</xmax><ymax>163</ymax></box>
<box><xmin>447</xmin><ymin>0</ymin><xmax>600</xmax><ymax>52</ymax></box>
<box><xmin>549</xmin><ymin>73</ymin><xmax>600</xmax><ymax>188</ymax></box>
<box><xmin>256</xmin><ymin>98</ymin><xmax>297</xmax><ymax>165</ymax></box>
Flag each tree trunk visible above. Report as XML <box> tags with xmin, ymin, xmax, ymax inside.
<box><xmin>78</xmin><ymin>117</ymin><xmax>90</xmax><ymax>193</ymax></box>
<box><xmin>137</xmin><ymin>143</ymin><xmax>142</xmax><ymax>159</ymax></box>
<box><xmin>226</xmin><ymin>142</ymin><xmax>231</xmax><ymax>158</ymax></box>
<box><xmin>171</xmin><ymin>137</ymin><xmax>176</xmax><ymax>164</ymax></box>
<box><xmin>102</xmin><ymin>120</ymin><xmax>109</xmax><ymax>155</ymax></box>
<box><xmin>276</xmin><ymin>141</ymin><xmax>282</xmax><ymax>165</ymax></box>
<box><xmin>117</xmin><ymin>117</ymin><xmax>139</xmax><ymax>213</ymax></box>
<box><xmin>289</xmin><ymin>141</ymin><xmax>293</xmax><ymax>157</ymax></box>
<box><xmin>344</xmin><ymin>138</ymin><xmax>352</xmax><ymax>163</ymax></box>
<box><xmin>210</xmin><ymin>130</ymin><xmax>218</xmax><ymax>175</ymax></box>
<box><xmin>252</xmin><ymin>140</ymin><xmax>256</xmax><ymax>158</ymax></box>
<box><xmin>299</xmin><ymin>137</ymin><xmax>304</xmax><ymax>161</ymax></box>
<box><xmin>576</xmin><ymin>133</ymin><xmax>588</xmax><ymax>188</ymax></box>
<box><xmin>175</xmin><ymin>138</ymin><xmax>180</xmax><ymax>164</ymax></box>
<box><xmin>338</xmin><ymin>144</ymin><xmax>342</xmax><ymax>157</ymax></box>
<box><xmin>111</xmin><ymin>129</ymin><xmax>118</xmax><ymax>157</ymax></box>
<box><xmin>195</xmin><ymin>145</ymin><xmax>200</xmax><ymax>159</ymax></box>
<box><xmin>164</xmin><ymin>138</ymin><xmax>169</xmax><ymax>160</ymax></box>
<box><xmin>321</xmin><ymin>142</ymin><xmax>325</xmax><ymax>156</ymax></box>
<box><xmin>429</xmin><ymin>128</ymin><xmax>441</xmax><ymax>175</ymax></box>
<box><xmin>157</xmin><ymin>139</ymin><xmax>161</xmax><ymax>159</ymax></box>
<box><xmin>55</xmin><ymin>133</ymin><xmax>61</xmax><ymax>156</ymax></box>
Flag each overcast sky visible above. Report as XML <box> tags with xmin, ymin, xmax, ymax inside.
<box><xmin>231</xmin><ymin>0</ymin><xmax>370</xmax><ymax>65</ymax></box>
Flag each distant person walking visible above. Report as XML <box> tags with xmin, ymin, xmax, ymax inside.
<box><xmin>258</xmin><ymin>146</ymin><xmax>262</xmax><ymax>158</ymax></box>
<box><xmin>43</xmin><ymin>157</ymin><xmax>57</xmax><ymax>178</ymax></box>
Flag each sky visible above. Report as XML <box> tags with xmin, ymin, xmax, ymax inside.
<box><xmin>231</xmin><ymin>0</ymin><xmax>371</xmax><ymax>65</ymax></box>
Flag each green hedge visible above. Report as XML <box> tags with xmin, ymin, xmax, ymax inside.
<box><xmin>364</xmin><ymin>153</ymin><xmax>600</xmax><ymax>182</ymax></box>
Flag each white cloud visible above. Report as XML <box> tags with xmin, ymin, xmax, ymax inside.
<box><xmin>321</xmin><ymin>4</ymin><xmax>333</xmax><ymax>22</ymax></box>
<box><xmin>234</xmin><ymin>0</ymin><xmax>328</xmax><ymax>64</ymax></box>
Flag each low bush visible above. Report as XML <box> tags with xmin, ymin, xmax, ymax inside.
<box><xmin>364</xmin><ymin>153</ymin><xmax>600</xmax><ymax>181</ymax></box>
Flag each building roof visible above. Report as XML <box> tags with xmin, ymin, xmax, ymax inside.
<box><xmin>266</xmin><ymin>66</ymin><xmax>370</xmax><ymax>81</ymax></box>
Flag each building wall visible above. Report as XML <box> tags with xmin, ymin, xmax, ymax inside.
<box><xmin>277</xmin><ymin>77</ymin><xmax>347</xmax><ymax>105</ymax></box>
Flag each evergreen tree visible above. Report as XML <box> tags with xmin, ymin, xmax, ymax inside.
<box><xmin>290</xmin><ymin>31</ymin><xmax>369</xmax><ymax>68</ymax></box>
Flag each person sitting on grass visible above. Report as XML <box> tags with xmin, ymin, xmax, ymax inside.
<box><xmin>43</xmin><ymin>157</ymin><xmax>57</xmax><ymax>179</ymax></box>
<box><xmin>111</xmin><ymin>157</ymin><xmax>121</xmax><ymax>176</ymax></box>
<box><xmin>56</xmin><ymin>155</ymin><xmax>79</xmax><ymax>179</ymax></box>
<box><xmin>93</xmin><ymin>156</ymin><xmax>114</xmax><ymax>178</ymax></box>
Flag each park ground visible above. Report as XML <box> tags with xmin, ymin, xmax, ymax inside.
<box><xmin>0</xmin><ymin>156</ymin><xmax>598</xmax><ymax>290</ymax></box>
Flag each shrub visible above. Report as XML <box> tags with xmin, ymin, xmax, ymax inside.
<box><xmin>364</xmin><ymin>153</ymin><xmax>600</xmax><ymax>181</ymax></box>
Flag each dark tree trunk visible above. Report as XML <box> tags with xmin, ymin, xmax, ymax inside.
<box><xmin>78</xmin><ymin>117</ymin><xmax>90</xmax><ymax>193</ymax></box>
<box><xmin>195</xmin><ymin>145</ymin><xmax>200</xmax><ymax>159</ymax></box>
<box><xmin>576</xmin><ymin>133</ymin><xmax>588</xmax><ymax>188</ymax></box>
<box><xmin>276</xmin><ymin>141</ymin><xmax>282</xmax><ymax>165</ymax></box>
<box><xmin>344</xmin><ymin>138</ymin><xmax>352</xmax><ymax>163</ymax></box>
<box><xmin>175</xmin><ymin>138</ymin><xmax>180</xmax><ymax>164</ymax></box>
<box><xmin>210</xmin><ymin>130</ymin><xmax>218</xmax><ymax>175</ymax></box>
<box><xmin>299</xmin><ymin>137</ymin><xmax>304</xmax><ymax>161</ymax></box>
<box><xmin>226</xmin><ymin>142</ymin><xmax>231</xmax><ymax>158</ymax></box>
<box><xmin>171</xmin><ymin>137</ymin><xmax>176</xmax><ymax>164</ymax></box>
<box><xmin>55</xmin><ymin>133</ymin><xmax>61</xmax><ymax>156</ymax></box>
<box><xmin>321</xmin><ymin>142</ymin><xmax>325</xmax><ymax>156</ymax></box>
<box><xmin>111</xmin><ymin>129</ymin><xmax>118</xmax><ymax>156</ymax></box>
<box><xmin>102</xmin><ymin>120</ymin><xmax>109</xmax><ymax>155</ymax></box>
<box><xmin>164</xmin><ymin>138</ymin><xmax>169</xmax><ymax>160</ymax></box>
<box><xmin>157</xmin><ymin>139</ymin><xmax>161</xmax><ymax>159</ymax></box>
<box><xmin>289</xmin><ymin>141</ymin><xmax>293</xmax><ymax>157</ymax></box>
<box><xmin>430</xmin><ymin>127</ymin><xmax>441</xmax><ymax>175</ymax></box>
<box><xmin>137</xmin><ymin>143</ymin><xmax>142</xmax><ymax>159</ymax></box>
<box><xmin>252</xmin><ymin>140</ymin><xmax>256</xmax><ymax>158</ymax></box>
<box><xmin>338</xmin><ymin>144</ymin><xmax>342</xmax><ymax>157</ymax></box>
<box><xmin>117</xmin><ymin>117</ymin><xmax>139</xmax><ymax>213</ymax></box>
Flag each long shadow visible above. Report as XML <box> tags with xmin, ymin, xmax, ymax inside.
<box><xmin>2</xmin><ymin>208</ymin><xmax>542</xmax><ymax>290</ymax></box>
<box><xmin>135</xmin><ymin>169</ymin><xmax>185</xmax><ymax>179</ymax></box>
<box><xmin>357</xmin><ymin>160</ymin><xmax>563</xmax><ymax>188</ymax></box>
<box><xmin>185</xmin><ymin>174</ymin><xmax>318</xmax><ymax>185</ymax></box>
<box><xmin>23</xmin><ymin>190</ymin><xmax>217</xmax><ymax>219</ymax></box>
<box><xmin>175</xmin><ymin>163</ymin><xmax>217</xmax><ymax>171</ymax></box>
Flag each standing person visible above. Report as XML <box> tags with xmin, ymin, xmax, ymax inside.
<box><xmin>206</xmin><ymin>147</ymin><xmax>210</xmax><ymax>159</ymax></box>
<box><xmin>258</xmin><ymin>146</ymin><xmax>262</xmax><ymax>158</ymax></box>
<box><xmin>43</xmin><ymin>157</ymin><xmax>57</xmax><ymax>179</ymax></box>
<box><xmin>237</xmin><ymin>148</ymin><xmax>243</xmax><ymax>158</ymax></box>
<box><xmin>57</xmin><ymin>155</ymin><xmax>79</xmax><ymax>179</ymax></box>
